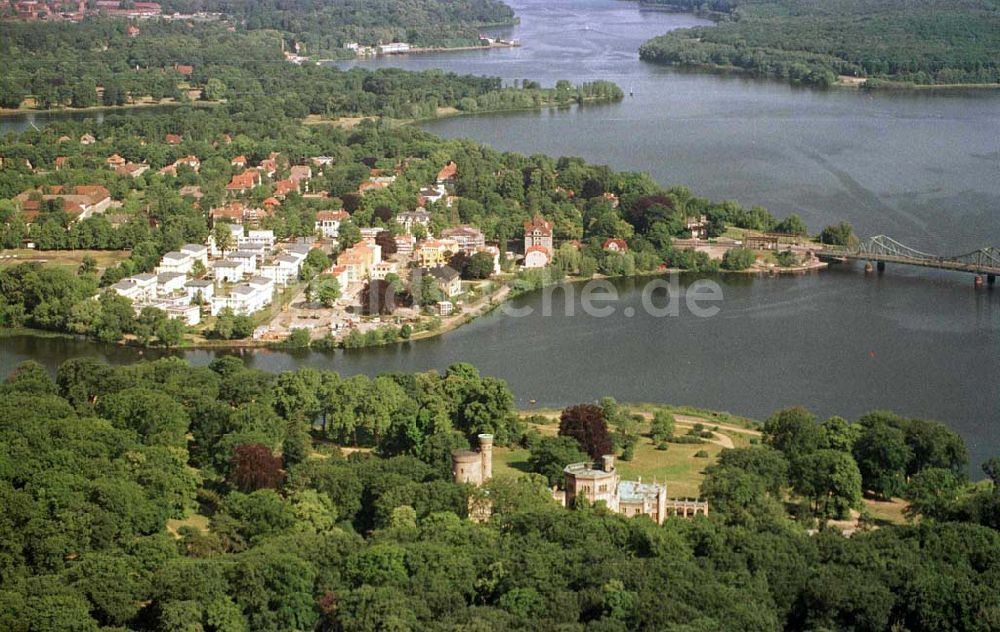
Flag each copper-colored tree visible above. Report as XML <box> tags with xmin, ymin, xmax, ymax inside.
<box><xmin>559</xmin><ymin>404</ymin><xmax>613</xmax><ymax>460</ymax></box>
<box><xmin>375</xmin><ymin>230</ymin><xmax>397</xmax><ymax>255</ymax></box>
<box><xmin>229</xmin><ymin>443</ymin><xmax>284</xmax><ymax>492</ymax></box>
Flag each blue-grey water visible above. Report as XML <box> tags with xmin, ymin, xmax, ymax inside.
<box><xmin>2</xmin><ymin>0</ymin><xmax>999</xmax><ymax>470</ymax></box>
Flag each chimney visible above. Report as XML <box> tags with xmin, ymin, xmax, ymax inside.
<box><xmin>602</xmin><ymin>454</ymin><xmax>615</xmax><ymax>473</ymax></box>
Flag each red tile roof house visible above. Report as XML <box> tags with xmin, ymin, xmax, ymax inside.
<box><xmin>436</xmin><ymin>161</ymin><xmax>457</xmax><ymax>185</ymax></box>
<box><xmin>16</xmin><ymin>185</ymin><xmax>112</xmax><ymax>223</ymax></box>
<box><xmin>54</xmin><ymin>156</ymin><xmax>67</xmax><ymax>169</ymax></box>
<box><xmin>524</xmin><ymin>215</ymin><xmax>554</xmax><ymax>252</ymax></box>
<box><xmin>231</xmin><ymin>155</ymin><xmax>247</xmax><ymax>168</ymax></box>
<box><xmin>523</xmin><ymin>244</ymin><xmax>551</xmax><ymax>269</ymax></box>
<box><xmin>106</xmin><ymin>153</ymin><xmax>126</xmax><ymax>168</ymax></box>
<box><xmin>273</xmin><ymin>179</ymin><xmax>299</xmax><ymax>198</ymax></box>
<box><xmin>314</xmin><ymin>210</ymin><xmax>350</xmax><ymax>238</ymax></box>
<box><xmin>116</xmin><ymin>162</ymin><xmax>150</xmax><ymax>178</ymax></box>
<box><xmin>210</xmin><ymin>202</ymin><xmax>269</xmax><ymax>226</ymax></box>
<box><xmin>602</xmin><ymin>238</ymin><xmax>629</xmax><ymax>253</ymax></box>
<box><xmin>225</xmin><ymin>171</ymin><xmax>262</xmax><ymax>194</ymax></box>
<box><xmin>165</xmin><ymin>134</ymin><xmax>183</xmax><ymax>145</ymax></box>
<box><xmin>173</xmin><ymin>64</ymin><xmax>193</xmax><ymax>76</ymax></box>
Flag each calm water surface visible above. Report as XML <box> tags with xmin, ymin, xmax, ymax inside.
<box><xmin>2</xmin><ymin>0</ymin><xmax>999</xmax><ymax>468</ymax></box>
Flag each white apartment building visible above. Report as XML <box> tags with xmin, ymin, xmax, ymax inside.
<box><xmin>156</xmin><ymin>251</ymin><xmax>194</xmax><ymax>275</ymax></box>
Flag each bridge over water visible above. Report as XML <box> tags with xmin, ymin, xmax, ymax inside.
<box><xmin>816</xmin><ymin>235</ymin><xmax>1000</xmax><ymax>287</ymax></box>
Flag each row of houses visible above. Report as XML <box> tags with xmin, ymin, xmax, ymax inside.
<box><xmin>110</xmin><ymin>228</ymin><xmax>315</xmax><ymax>324</ymax></box>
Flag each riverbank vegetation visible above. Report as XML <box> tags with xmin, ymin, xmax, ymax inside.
<box><xmin>160</xmin><ymin>0</ymin><xmax>517</xmax><ymax>58</ymax></box>
<box><xmin>638</xmin><ymin>0</ymin><xmax>1000</xmax><ymax>88</ymax></box>
<box><xmin>1</xmin><ymin>357</ymin><xmax>998</xmax><ymax>630</ymax></box>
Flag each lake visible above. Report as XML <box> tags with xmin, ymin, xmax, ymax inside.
<box><xmin>2</xmin><ymin>0</ymin><xmax>999</xmax><ymax>469</ymax></box>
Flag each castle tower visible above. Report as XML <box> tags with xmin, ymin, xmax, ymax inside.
<box><xmin>478</xmin><ymin>434</ymin><xmax>493</xmax><ymax>482</ymax></box>
<box><xmin>452</xmin><ymin>434</ymin><xmax>494</xmax><ymax>486</ymax></box>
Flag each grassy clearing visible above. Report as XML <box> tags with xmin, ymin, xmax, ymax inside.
<box><xmin>0</xmin><ymin>248</ymin><xmax>130</xmax><ymax>272</ymax></box>
<box><xmin>863</xmin><ymin>497</ymin><xmax>909</xmax><ymax>526</ymax></box>
<box><xmin>511</xmin><ymin>406</ymin><xmax>754</xmax><ymax>497</ymax></box>
<box><xmin>165</xmin><ymin>512</ymin><xmax>211</xmax><ymax>538</ymax></box>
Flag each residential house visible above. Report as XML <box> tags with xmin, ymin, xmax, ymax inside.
<box><xmin>394</xmin><ymin>234</ymin><xmax>415</xmax><ymax>256</ymax></box>
<box><xmin>336</xmin><ymin>241</ymin><xmax>377</xmax><ymax>284</ymax></box>
<box><xmin>259</xmin><ymin>153</ymin><xmax>279</xmax><ymax>178</ymax></box>
<box><xmin>106</xmin><ymin>153</ymin><xmax>126</xmax><ymax>169</ymax></box>
<box><xmin>209</xmin><ymin>223</ymin><xmax>244</xmax><ymax>257</ymax></box>
<box><xmin>436</xmin><ymin>161</ymin><xmax>457</xmax><ymax>186</ymax></box>
<box><xmin>210</xmin><ymin>201</ymin><xmax>268</xmax><ymax>227</ymax></box>
<box><xmin>156</xmin><ymin>251</ymin><xmax>193</xmax><ymax>275</ymax></box>
<box><xmin>165</xmin><ymin>133</ymin><xmax>183</xmax><ymax>145</ymax></box>
<box><xmin>231</xmin><ymin>155</ymin><xmax>247</xmax><ymax>169</ymax></box>
<box><xmin>211</xmin><ymin>282</ymin><xmax>270</xmax><ymax>316</ymax></box>
<box><xmin>289</xmin><ymin>165</ymin><xmax>311</xmax><ymax>187</ymax></box>
<box><xmin>179</xmin><ymin>185</ymin><xmax>203</xmax><ymax>200</ymax></box>
<box><xmin>227</xmin><ymin>250</ymin><xmax>259</xmax><ymax>276</ymax></box>
<box><xmin>273</xmin><ymin>179</ymin><xmax>299</xmax><ymax>198</ymax></box>
<box><xmin>80</xmin><ymin>134</ymin><xmax>96</xmax><ymax>145</ymax></box>
<box><xmin>685</xmin><ymin>215</ymin><xmax>709</xmax><ymax>239</ymax></box>
<box><xmin>358</xmin><ymin>180</ymin><xmax>390</xmax><ymax>194</ymax></box>
<box><xmin>395</xmin><ymin>209</ymin><xmax>431</xmax><ymax>235</ymax></box>
<box><xmin>524</xmin><ymin>245</ymin><xmax>551</xmax><ymax>269</ymax></box>
<box><xmin>315</xmin><ymin>210</ymin><xmax>349</xmax><ymax>238</ymax></box>
<box><xmin>325</xmin><ymin>265</ymin><xmax>349</xmax><ymax>289</ymax></box>
<box><xmin>211</xmin><ymin>259</ymin><xmax>243</xmax><ymax>284</ymax></box>
<box><xmin>238</xmin><ymin>229</ymin><xmax>275</xmax><ymax>252</ymax></box>
<box><xmin>415</xmin><ymin>238</ymin><xmax>459</xmax><ymax>268</ymax></box>
<box><xmin>16</xmin><ymin>185</ymin><xmax>112</xmax><ymax>223</ymax></box>
<box><xmin>524</xmin><ymin>215</ymin><xmax>554</xmax><ymax>252</ymax></box>
<box><xmin>370</xmin><ymin>261</ymin><xmax>398</xmax><ymax>281</ymax></box>
<box><xmin>440</xmin><ymin>225</ymin><xmax>485</xmax><ymax>253</ymax></box>
<box><xmin>166</xmin><ymin>304</ymin><xmax>200</xmax><ymax>326</ymax></box>
<box><xmin>184</xmin><ymin>279</ymin><xmax>215</xmax><ymax>304</ymax></box>
<box><xmin>156</xmin><ymin>272</ymin><xmax>187</xmax><ymax>295</ymax></box>
<box><xmin>426</xmin><ymin>266</ymin><xmax>462</xmax><ymax>297</ymax></box>
<box><xmin>419</xmin><ymin>184</ymin><xmax>447</xmax><ymax>205</ymax></box>
<box><xmin>260</xmin><ymin>254</ymin><xmax>302</xmax><ymax>285</ymax></box>
<box><xmin>474</xmin><ymin>245</ymin><xmax>501</xmax><ymax>275</ymax></box>
<box><xmin>602</xmin><ymin>238</ymin><xmax>628</xmax><ymax>253</ymax></box>
<box><xmin>116</xmin><ymin>162</ymin><xmax>149</xmax><ymax>178</ymax></box>
<box><xmin>180</xmin><ymin>243</ymin><xmax>208</xmax><ymax>267</ymax></box>
<box><xmin>110</xmin><ymin>273</ymin><xmax>157</xmax><ymax>302</ymax></box>
<box><xmin>225</xmin><ymin>171</ymin><xmax>262</xmax><ymax>194</ymax></box>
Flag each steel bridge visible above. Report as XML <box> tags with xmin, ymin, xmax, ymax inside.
<box><xmin>817</xmin><ymin>235</ymin><xmax>1000</xmax><ymax>283</ymax></box>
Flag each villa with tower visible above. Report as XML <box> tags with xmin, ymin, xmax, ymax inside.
<box><xmin>452</xmin><ymin>437</ymin><xmax>707</xmax><ymax>524</ymax></box>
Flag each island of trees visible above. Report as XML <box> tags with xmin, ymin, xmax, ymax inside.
<box><xmin>0</xmin><ymin>357</ymin><xmax>998</xmax><ymax>630</ymax></box>
<box><xmin>638</xmin><ymin>0</ymin><xmax>1000</xmax><ymax>88</ymax></box>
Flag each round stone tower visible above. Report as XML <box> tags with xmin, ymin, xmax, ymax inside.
<box><xmin>478</xmin><ymin>433</ymin><xmax>493</xmax><ymax>482</ymax></box>
<box><xmin>452</xmin><ymin>449</ymin><xmax>483</xmax><ymax>485</ymax></box>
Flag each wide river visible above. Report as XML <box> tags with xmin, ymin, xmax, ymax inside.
<box><xmin>2</xmin><ymin>0</ymin><xmax>999</xmax><ymax>468</ymax></box>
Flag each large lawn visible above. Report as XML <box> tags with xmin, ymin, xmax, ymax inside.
<box><xmin>0</xmin><ymin>248</ymin><xmax>130</xmax><ymax>273</ymax></box>
<box><xmin>499</xmin><ymin>407</ymin><xmax>759</xmax><ymax>498</ymax></box>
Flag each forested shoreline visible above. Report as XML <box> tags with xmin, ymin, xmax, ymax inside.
<box><xmin>638</xmin><ymin>0</ymin><xmax>1000</xmax><ymax>88</ymax></box>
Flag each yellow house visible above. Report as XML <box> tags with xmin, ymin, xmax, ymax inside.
<box><xmin>336</xmin><ymin>241</ymin><xmax>376</xmax><ymax>284</ymax></box>
<box><xmin>415</xmin><ymin>238</ymin><xmax>459</xmax><ymax>268</ymax></box>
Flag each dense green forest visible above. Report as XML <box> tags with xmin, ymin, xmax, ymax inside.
<box><xmin>159</xmin><ymin>0</ymin><xmax>517</xmax><ymax>54</ymax></box>
<box><xmin>0</xmin><ymin>16</ymin><xmax>538</xmax><ymax>113</ymax></box>
<box><xmin>639</xmin><ymin>0</ymin><xmax>1000</xmax><ymax>87</ymax></box>
<box><xmin>0</xmin><ymin>357</ymin><xmax>998</xmax><ymax>630</ymax></box>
